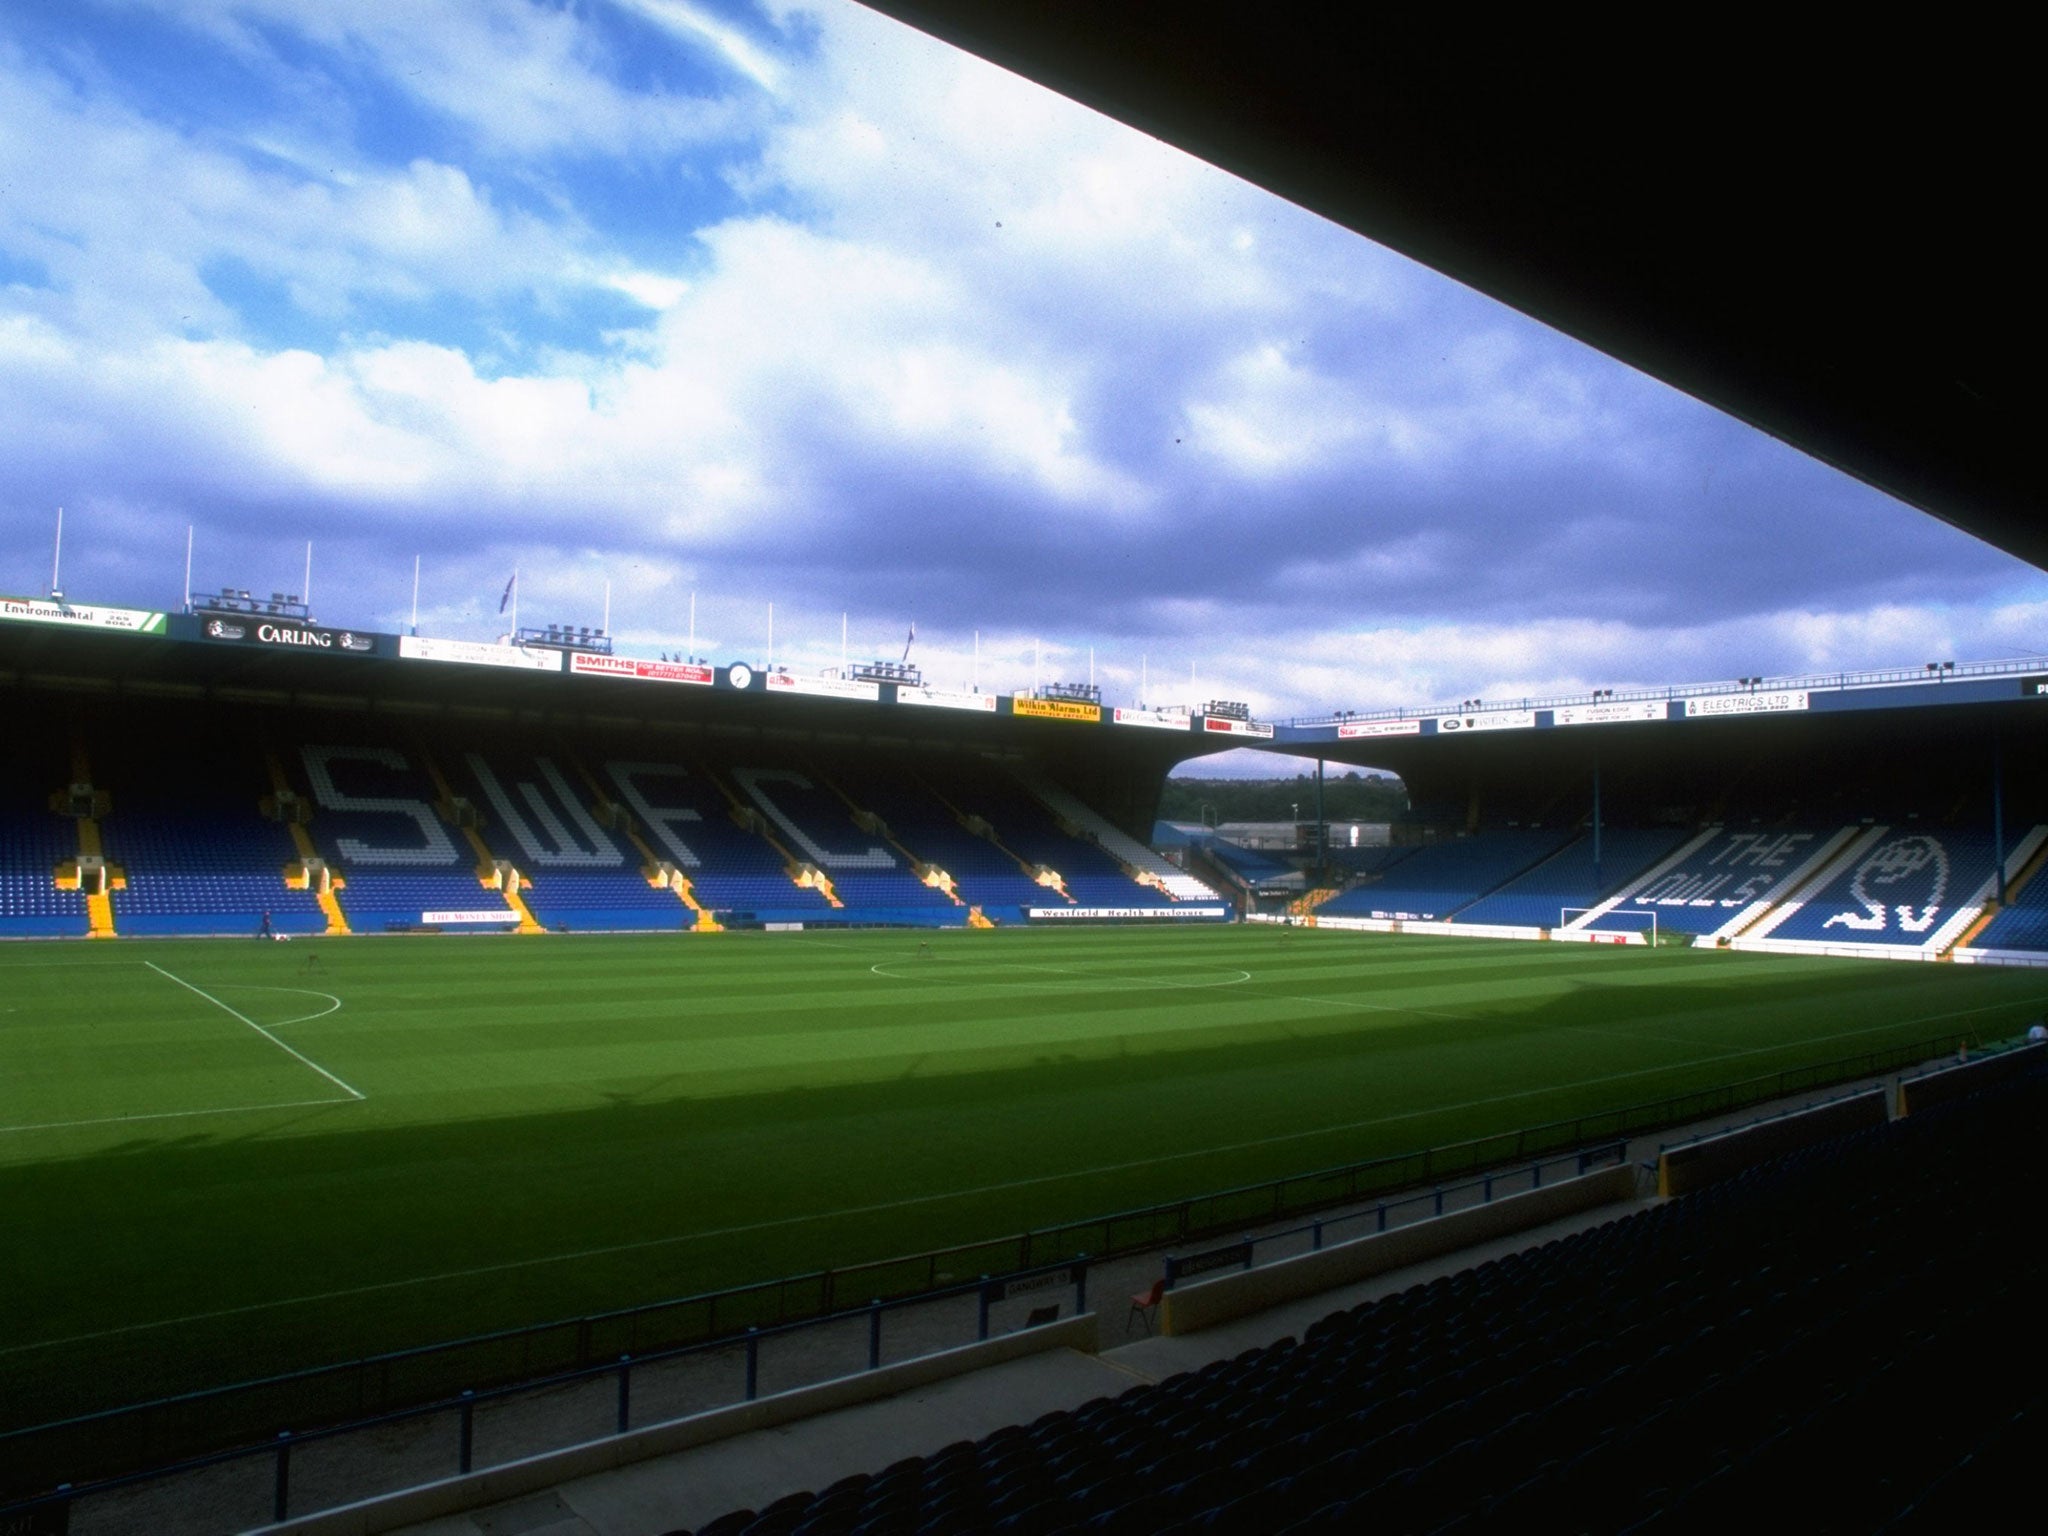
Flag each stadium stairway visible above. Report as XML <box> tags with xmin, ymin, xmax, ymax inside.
<box><xmin>1452</xmin><ymin>827</ymin><xmax>1691</xmax><ymax>930</ymax></box>
<box><xmin>812</xmin><ymin>767</ymin><xmax>971</xmax><ymax>912</ymax></box>
<box><xmin>1560</xmin><ymin>825</ymin><xmax>1721</xmax><ymax>933</ymax></box>
<box><xmin>437</xmin><ymin>750</ymin><xmax>697</xmax><ymax>933</ymax></box>
<box><xmin>567</xmin><ymin>755</ymin><xmax>723</xmax><ymax>931</ymax></box>
<box><xmin>0</xmin><ymin>749</ymin><xmax>91</xmax><ymax>938</ymax></box>
<box><xmin>1737</xmin><ymin>823</ymin><xmax>2048</xmax><ymax>957</ymax></box>
<box><xmin>1316</xmin><ymin>829</ymin><xmax>1573</xmax><ymax>923</ymax></box>
<box><xmin>66</xmin><ymin>742</ymin><xmax>119</xmax><ymax>938</ymax></box>
<box><xmin>1007</xmin><ymin>765</ymin><xmax>1222</xmax><ymax>904</ymax></box>
<box><xmin>1291</xmin><ymin>886</ymin><xmax>1340</xmax><ymax>917</ymax></box>
<box><xmin>915</xmin><ymin>771</ymin><xmax>1080</xmax><ymax>916</ymax></box>
<box><xmin>418</xmin><ymin>747</ymin><xmax>546</xmax><ymax>933</ymax></box>
<box><xmin>294</xmin><ymin>741</ymin><xmax>527</xmax><ymax>934</ymax></box>
<box><xmin>1693</xmin><ymin>824</ymin><xmax>1874</xmax><ymax>942</ymax></box>
<box><xmin>265</xmin><ymin>751</ymin><xmax>350</xmax><ymax>935</ymax></box>
<box><xmin>704</xmin><ymin>766</ymin><xmax>847</xmax><ymax>909</ymax></box>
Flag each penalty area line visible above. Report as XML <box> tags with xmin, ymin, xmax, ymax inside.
<box><xmin>144</xmin><ymin>962</ymin><xmax>365</xmax><ymax>1101</ymax></box>
<box><xmin>0</xmin><ymin>1096</ymin><xmax>359</xmax><ymax>1136</ymax></box>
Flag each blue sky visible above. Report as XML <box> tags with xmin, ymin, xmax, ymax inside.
<box><xmin>4</xmin><ymin>0</ymin><xmax>2045</xmax><ymax>754</ymax></box>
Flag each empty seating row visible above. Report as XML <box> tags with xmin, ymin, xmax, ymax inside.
<box><xmin>1454</xmin><ymin>826</ymin><xmax>1688</xmax><ymax>928</ymax></box>
<box><xmin>665</xmin><ymin>1064</ymin><xmax>2045</xmax><ymax>1535</ymax></box>
<box><xmin>1318</xmin><ymin>829</ymin><xmax>1573</xmax><ymax>921</ymax></box>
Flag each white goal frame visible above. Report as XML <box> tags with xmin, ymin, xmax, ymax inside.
<box><xmin>1562</xmin><ymin>906</ymin><xmax>1658</xmax><ymax>945</ymax></box>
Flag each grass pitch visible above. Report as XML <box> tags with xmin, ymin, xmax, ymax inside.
<box><xmin>3</xmin><ymin>925</ymin><xmax>2044</xmax><ymax>1427</ymax></box>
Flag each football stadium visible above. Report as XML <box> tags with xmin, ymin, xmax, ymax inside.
<box><xmin>3</xmin><ymin>6</ymin><xmax>2043</xmax><ymax>1536</ymax></box>
<box><xmin>5</xmin><ymin>588</ymin><xmax>2048</xmax><ymax>1533</ymax></box>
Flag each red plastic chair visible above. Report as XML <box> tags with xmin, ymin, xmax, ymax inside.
<box><xmin>1128</xmin><ymin>1277</ymin><xmax>1166</xmax><ymax>1334</ymax></box>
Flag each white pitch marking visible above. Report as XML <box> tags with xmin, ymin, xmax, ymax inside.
<box><xmin>229</xmin><ymin>987</ymin><xmax>345</xmax><ymax>1027</ymax></box>
<box><xmin>143</xmin><ymin>962</ymin><xmax>364</xmax><ymax>1101</ymax></box>
<box><xmin>0</xmin><ymin>1096</ymin><xmax>358</xmax><ymax>1137</ymax></box>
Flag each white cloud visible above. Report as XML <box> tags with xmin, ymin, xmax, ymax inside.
<box><xmin>3</xmin><ymin>0</ymin><xmax>2043</xmax><ymax>722</ymax></box>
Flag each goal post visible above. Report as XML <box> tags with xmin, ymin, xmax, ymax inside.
<box><xmin>1561</xmin><ymin>906</ymin><xmax>1658</xmax><ymax>945</ymax></box>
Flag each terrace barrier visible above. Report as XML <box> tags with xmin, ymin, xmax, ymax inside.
<box><xmin>0</xmin><ymin>1024</ymin><xmax>1991</xmax><ymax>1509</ymax></box>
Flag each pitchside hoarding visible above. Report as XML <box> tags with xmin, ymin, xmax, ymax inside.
<box><xmin>1551</xmin><ymin>700</ymin><xmax>1668</xmax><ymax>726</ymax></box>
<box><xmin>1430</xmin><ymin>710</ymin><xmax>1537</xmax><ymax>733</ymax></box>
<box><xmin>568</xmin><ymin>653</ymin><xmax>714</xmax><ymax>686</ymax></box>
<box><xmin>764</xmin><ymin>671</ymin><xmax>881</xmax><ymax>702</ymax></box>
<box><xmin>186</xmin><ymin>613</ymin><xmax>384</xmax><ymax>656</ymax></box>
<box><xmin>897</xmin><ymin>685</ymin><xmax>999</xmax><ymax>713</ymax></box>
<box><xmin>1683</xmin><ymin>690</ymin><xmax>1809</xmax><ymax>718</ymax></box>
<box><xmin>1028</xmin><ymin>905</ymin><xmax>1229</xmax><ymax>920</ymax></box>
<box><xmin>1200</xmin><ymin>716</ymin><xmax>1274</xmax><ymax>739</ymax></box>
<box><xmin>1013</xmin><ymin>697</ymin><xmax>1103</xmax><ymax>723</ymax></box>
<box><xmin>1112</xmin><ymin>707</ymin><xmax>1192</xmax><ymax>731</ymax></box>
<box><xmin>398</xmin><ymin>634</ymin><xmax>562</xmax><ymax>672</ymax></box>
<box><xmin>1</xmin><ymin>595</ymin><xmax>168</xmax><ymax>635</ymax></box>
<box><xmin>1338</xmin><ymin>718</ymin><xmax>1422</xmax><ymax>738</ymax></box>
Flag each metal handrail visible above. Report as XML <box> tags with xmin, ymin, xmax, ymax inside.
<box><xmin>1163</xmin><ymin>1141</ymin><xmax>1628</xmax><ymax>1285</ymax></box>
<box><xmin>0</xmin><ymin>1254</ymin><xmax>1098</xmax><ymax>1527</ymax></box>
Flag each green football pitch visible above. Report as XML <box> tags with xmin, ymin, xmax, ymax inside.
<box><xmin>3</xmin><ymin>925</ymin><xmax>2045</xmax><ymax>1428</ymax></box>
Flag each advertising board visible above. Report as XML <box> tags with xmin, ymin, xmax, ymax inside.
<box><xmin>1</xmin><ymin>595</ymin><xmax>168</xmax><ymax>635</ymax></box>
<box><xmin>1430</xmin><ymin>710</ymin><xmax>1537</xmax><ymax>734</ymax></box>
<box><xmin>1112</xmin><ymin>706</ymin><xmax>1191</xmax><ymax>731</ymax></box>
<box><xmin>1551</xmin><ymin>700</ymin><xmax>1668</xmax><ymax>726</ymax></box>
<box><xmin>193</xmin><ymin>614</ymin><xmax>382</xmax><ymax>656</ymax></box>
<box><xmin>897</xmin><ymin>686</ymin><xmax>999</xmax><ymax>712</ymax></box>
<box><xmin>1682</xmin><ymin>690</ymin><xmax>1809</xmax><ymax>718</ymax></box>
<box><xmin>1337</xmin><ymin>718</ymin><xmax>1422</xmax><ymax>739</ymax></box>
<box><xmin>1013</xmin><ymin>697</ymin><xmax>1103</xmax><ymax>723</ymax></box>
<box><xmin>1027</xmin><ymin>905</ymin><xmax>1230</xmax><ymax>920</ymax></box>
<box><xmin>764</xmin><ymin>672</ymin><xmax>882</xmax><ymax>701</ymax></box>
<box><xmin>1200</xmin><ymin>716</ymin><xmax>1274</xmax><ymax>738</ymax></box>
<box><xmin>420</xmin><ymin>909</ymin><xmax>522</xmax><ymax>925</ymax></box>
<box><xmin>398</xmin><ymin>635</ymin><xmax>562</xmax><ymax>672</ymax></box>
<box><xmin>567</xmin><ymin>653</ymin><xmax>714</xmax><ymax>686</ymax></box>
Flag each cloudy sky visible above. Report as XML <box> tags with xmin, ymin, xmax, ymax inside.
<box><xmin>5</xmin><ymin>0</ymin><xmax>2046</xmax><ymax>745</ymax></box>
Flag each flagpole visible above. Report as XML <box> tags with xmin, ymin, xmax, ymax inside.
<box><xmin>767</xmin><ymin>601</ymin><xmax>773</xmax><ymax>670</ymax></box>
<box><xmin>183</xmin><ymin>526</ymin><xmax>194</xmax><ymax>614</ymax></box>
<box><xmin>603</xmin><ymin>579</ymin><xmax>611</xmax><ymax>636</ymax></box>
<box><xmin>511</xmin><ymin>568</ymin><xmax>518</xmax><ymax>639</ymax></box>
<box><xmin>841</xmin><ymin>612</ymin><xmax>847</xmax><ymax>674</ymax></box>
<box><xmin>973</xmin><ymin>630</ymin><xmax>979</xmax><ymax>692</ymax></box>
<box><xmin>50</xmin><ymin>507</ymin><xmax>62</xmax><ymax>597</ymax></box>
<box><xmin>689</xmin><ymin>591</ymin><xmax>696</xmax><ymax>660</ymax></box>
<box><xmin>304</xmin><ymin>541</ymin><xmax>313</xmax><ymax>611</ymax></box>
<box><xmin>410</xmin><ymin>555</ymin><xmax>420</xmax><ymax>635</ymax></box>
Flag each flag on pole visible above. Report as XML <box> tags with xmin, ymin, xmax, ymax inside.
<box><xmin>902</xmin><ymin>621</ymin><xmax>916</xmax><ymax>662</ymax></box>
<box><xmin>498</xmin><ymin>573</ymin><xmax>516</xmax><ymax>614</ymax></box>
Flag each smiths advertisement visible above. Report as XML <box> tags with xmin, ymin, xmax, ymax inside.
<box><xmin>569</xmin><ymin>653</ymin><xmax>714</xmax><ymax>686</ymax></box>
<box><xmin>188</xmin><ymin>614</ymin><xmax>383</xmax><ymax>656</ymax></box>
